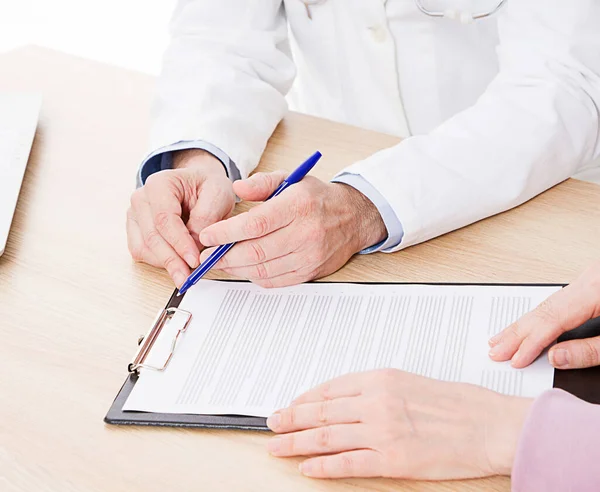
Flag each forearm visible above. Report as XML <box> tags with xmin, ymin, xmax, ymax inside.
<box><xmin>512</xmin><ymin>389</ymin><xmax>600</xmax><ymax>491</ymax></box>
<box><xmin>338</xmin><ymin>0</ymin><xmax>600</xmax><ymax>251</ymax></box>
<box><xmin>148</xmin><ymin>0</ymin><xmax>294</xmax><ymax>178</ymax></box>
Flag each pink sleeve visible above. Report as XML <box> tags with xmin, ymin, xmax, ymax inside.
<box><xmin>512</xmin><ymin>388</ymin><xmax>600</xmax><ymax>492</ymax></box>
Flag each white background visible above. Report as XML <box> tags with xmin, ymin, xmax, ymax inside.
<box><xmin>0</xmin><ymin>0</ymin><xmax>176</xmax><ymax>75</ymax></box>
<box><xmin>1</xmin><ymin>0</ymin><xmax>598</xmax><ymax>182</ymax></box>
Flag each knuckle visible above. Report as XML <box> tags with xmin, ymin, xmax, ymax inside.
<box><xmin>315</xmin><ymin>426</ymin><xmax>332</xmax><ymax>450</ymax></box>
<box><xmin>533</xmin><ymin>298</ymin><xmax>560</xmax><ymax>326</ymax></box>
<box><xmin>263</xmin><ymin>173</ymin><xmax>276</xmax><ymax>190</ymax></box>
<box><xmin>284</xmin><ymin>434</ymin><xmax>296</xmax><ymax>455</ymax></box>
<box><xmin>248</xmin><ymin>242</ymin><xmax>267</xmax><ymax>264</ymax></box>
<box><xmin>581</xmin><ymin>339</ymin><xmax>600</xmax><ymax>366</ymax></box>
<box><xmin>339</xmin><ymin>454</ymin><xmax>355</xmax><ymax>476</ymax></box>
<box><xmin>505</xmin><ymin>322</ymin><xmax>521</xmax><ymax>340</ymax></box>
<box><xmin>320</xmin><ymin>381</ymin><xmax>333</xmax><ymax>401</ymax></box>
<box><xmin>144</xmin><ymin>172</ymin><xmax>163</xmax><ymax>188</ymax></box>
<box><xmin>251</xmin><ymin>171</ymin><xmax>266</xmax><ymax>183</ymax></box>
<box><xmin>317</xmin><ymin>400</ymin><xmax>331</xmax><ymax>424</ymax></box>
<box><xmin>246</xmin><ymin>214</ymin><xmax>270</xmax><ymax>237</ymax></box>
<box><xmin>253</xmin><ymin>262</ymin><xmax>270</xmax><ymax>280</ymax></box>
<box><xmin>316</xmin><ymin>458</ymin><xmax>327</xmax><ymax>477</ymax></box>
<box><xmin>163</xmin><ymin>254</ymin><xmax>179</xmax><ymax>271</ymax></box>
<box><xmin>282</xmin><ymin>407</ymin><xmax>296</xmax><ymax>428</ymax></box>
<box><xmin>154</xmin><ymin>211</ymin><xmax>171</xmax><ymax>232</ymax></box>
<box><xmin>143</xmin><ymin>228</ymin><xmax>162</xmax><ymax>249</ymax></box>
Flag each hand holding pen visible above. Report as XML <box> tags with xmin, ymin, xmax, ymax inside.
<box><xmin>178</xmin><ymin>151</ymin><xmax>323</xmax><ymax>295</ymax></box>
<box><xmin>180</xmin><ymin>149</ymin><xmax>387</xmax><ymax>294</ymax></box>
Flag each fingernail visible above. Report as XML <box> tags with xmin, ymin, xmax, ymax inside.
<box><xmin>299</xmin><ymin>461</ymin><xmax>311</xmax><ymax>475</ymax></box>
<box><xmin>266</xmin><ymin>413</ymin><xmax>280</xmax><ymax>431</ymax></box>
<box><xmin>267</xmin><ymin>437</ymin><xmax>281</xmax><ymax>455</ymax></box>
<box><xmin>184</xmin><ymin>253</ymin><xmax>198</xmax><ymax>268</ymax></box>
<box><xmin>489</xmin><ymin>335</ymin><xmax>501</xmax><ymax>347</ymax></box>
<box><xmin>488</xmin><ymin>347</ymin><xmax>499</xmax><ymax>358</ymax></box>
<box><xmin>173</xmin><ymin>271</ymin><xmax>187</xmax><ymax>287</ymax></box>
<box><xmin>550</xmin><ymin>348</ymin><xmax>570</xmax><ymax>368</ymax></box>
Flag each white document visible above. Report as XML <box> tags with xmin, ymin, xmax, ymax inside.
<box><xmin>124</xmin><ymin>281</ymin><xmax>561</xmax><ymax>417</ymax></box>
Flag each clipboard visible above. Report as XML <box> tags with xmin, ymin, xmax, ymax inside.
<box><xmin>104</xmin><ymin>282</ymin><xmax>600</xmax><ymax>430</ymax></box>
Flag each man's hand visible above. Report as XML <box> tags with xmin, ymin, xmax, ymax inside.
<box><xmin>489</xmin><ymin>261</ymin><xmax>600</xmax><ymax>369</ymax></box>
<box><xmin>198</xmin><ymin>171</ymin><xmax>387</xmax><ymax>288</ymax></box>
<box><xmin>126</xmin><ymin>149</ymin><xmax>236</xmax><ymax>287</ymax></box>
<box><xmin>266</xmin><ymin>370</ymin><xmax>531</xmax><ymax>479</ymax></box>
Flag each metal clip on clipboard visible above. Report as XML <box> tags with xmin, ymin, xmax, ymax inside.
<box><xmin>128</xmin><ymin>307</ymin><xmax>192</xmax><ymax>374</ymax></box>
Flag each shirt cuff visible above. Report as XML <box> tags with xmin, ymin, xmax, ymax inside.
<box><xmin>136</xmin><ymin>140</ymin><xmax>242</xmax><ymax>187</ymax></box>
<box><xmin>331</xmin><ymin>172</ymin><xmax>404</xmax><ymax>254</ymax></box>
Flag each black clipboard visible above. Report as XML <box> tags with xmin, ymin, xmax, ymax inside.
<box><xmin>105</xmin><ymin>282</ymin><xmax>600</xmax><ymax>430</ymax></box>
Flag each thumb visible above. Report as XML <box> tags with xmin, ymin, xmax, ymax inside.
<box><xmin>549</xmin><ymin>336</ymin><xmax>600</xmax><ymax>369</ymax></box>
<box><xmin>233</xmin><ymin>171</ymin><xmax>287</xmax><ymax>202</ymax></box>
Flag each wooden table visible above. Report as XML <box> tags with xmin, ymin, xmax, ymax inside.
<box><xmin>1</xmin><ymin>46</ymin><xmax>599</xmax><ymax>492</ymax></box>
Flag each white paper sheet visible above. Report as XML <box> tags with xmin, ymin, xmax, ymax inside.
<box><xmin>124</xmin><ymin>281</ymin><xmax>560</xmax><ymax>417</ymax></box>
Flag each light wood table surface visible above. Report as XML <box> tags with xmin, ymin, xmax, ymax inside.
<box><xmin>1</xmin><ymin>46</ymin><xmax>599</xmax><ymax>492</ymax></box>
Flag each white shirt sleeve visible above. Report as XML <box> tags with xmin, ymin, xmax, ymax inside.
<box><xmin>137</xmin><ymin>140</ymin><xmax>241</xmax><ymax>188</ymax></box>
<box><xmin>337</xmin><ymin>0</ymin><xmax>600</xmax><ymax>252</ymax></box>
<box><xmin>147</xmin><ymin>0</ymin><xmax>295</xmax><ymax>179</ymax></box>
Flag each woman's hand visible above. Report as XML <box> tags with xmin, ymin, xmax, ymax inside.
<box><xmin>489</xmin><ymin>261</ymin><xmax>600</xmax><ymax>369</ymax></box>
<box><xmin>266</xmin><ymin>370</ymin><xmax>532</xmax><ymax>480</ymax></box>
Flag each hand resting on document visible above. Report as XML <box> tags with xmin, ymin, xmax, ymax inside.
<box><xmin>266</xmin><ymin>369</ymin><xmax>532</xmax><ymax>480</ymax></box>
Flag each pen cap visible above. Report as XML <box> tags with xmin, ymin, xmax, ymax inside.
<box><xmin>285</xmin><ymin>151</ymin><xmax>322</xmax><ymax>185</ymax></box>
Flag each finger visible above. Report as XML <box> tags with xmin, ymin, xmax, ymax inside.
<box><xmin>549</xmin><ymin>336</ymin><xmax>600</xmax><ymax>369</ymax></box>
<box><xmin>199</xmin><ymin>228</ymin><xmax>295</xmax><ymax>270</ymax></box>
<box><xmin>138</xmin><ymin>202</ymin><xmax>191</xmax><ymax>287</ymax></box>
<box><xmin>145</xmin><ymin>176</ymin><xmax>200</xmax><ymax>269</ymax></box>
<box><xmin>266</xmin><ymin>424</ymin><xmax>366</xmax><ymax>457</ymax></box>
<box><xmin>232</xmin><ymin>170</ymin><xmax>287</xmax><ymax>202</ymax></box>
<box><xmin>200</xmin><ymin>196</ymin><xmax>294</xmax><ymax>247</ymax></box>
<box><xmin>488</xmin><ymin>282</ymin><xmax>597</xmax><ymax>368</ymax></box>
<box><xmin>213</xmin><ymin>256</ymin><xmax>299</xmax><ymax>282</ymax></box>
<box><xmin>126</xmin><ymin>211</ymin><xmax>161</xmax><ymax>268</ymax></box>
<box><xmin>267</xmin><ymin>397</ymin><xmax>361</xmax><ymax>434</ymax></box>
<box><xmin>291</xmin><ymin>373</ymin><xmax>366</xmax><ymax>406</ymax></box>
<box><xmin>187</xmin><ymin>183</ymin><xmax>235</xmax><ymax>247</ymax></box>
<box><xmin>299</xmin><ymin>450</ymin><xmax>383</xmax><ymax>479</ymax></box>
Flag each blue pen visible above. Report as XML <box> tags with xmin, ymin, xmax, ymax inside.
<box><xmin>177</xmin><ymin>151</ymin><xmax>323</xmax><ymax>296</ymax></box>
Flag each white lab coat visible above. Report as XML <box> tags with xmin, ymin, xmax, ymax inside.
<box><xmin>149</xmin><ymin>0</ymin><xmax>600</xmax><ymax>251</ymax></box>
